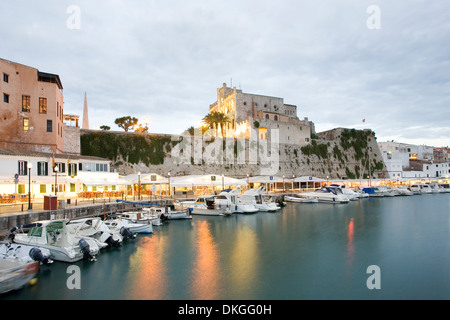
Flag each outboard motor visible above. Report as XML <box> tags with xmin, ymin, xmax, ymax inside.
<box><xmin>160</xmin><ymin>213</ymin><xmax>169</xmax><ymax>221</ymax></box>
<box><xmin>29</xmin><ymin>247</ymin><xmax>50</xmax><ymax>265</ymax></box>
<box><xmin>78</xmin><ymin>239</ymin><xmax>95</xmax><ymax>261</ymax></box>
<box><xmin>120</xmin><ymin>227</ymin><xmax>136</xmax><ymax>240</ymax></box>
<box><xmin>105</xmin><ymin>236</ymin><xmax>121</xmax><ymax>248</ymax></box>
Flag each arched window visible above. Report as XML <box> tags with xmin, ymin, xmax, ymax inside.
<box><xmin>265</xmin><ymin>114</ymin><xmax>269</xmax><ymax>120</ymax></box>
<box><xmin>274</xmin><ymin>115</ymin><xmax>278</xmax><ymax>121</ymax></box>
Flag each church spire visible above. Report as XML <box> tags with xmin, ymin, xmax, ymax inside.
<box><xmin>82</xmin><ymin>92</ymin><xmax>89</xmax><ymax>129</ymax></box>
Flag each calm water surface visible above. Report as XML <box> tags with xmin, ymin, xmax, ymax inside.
<box><xmin>3</xmin><ymin>193</ymin><xmax>449</xmax><ymax>300</ymax></box>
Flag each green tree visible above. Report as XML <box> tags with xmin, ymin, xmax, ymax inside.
<box><xmin>202</xmin><ymin>111</ymin><xmax>230</xmax><ymax>137</ymax></box>
<box><xmin>115</xmin><ymin>116</ymin><xmax>138</xmax><ymax>132</ymax></box>
<box><xmin>100</xmin><ymin>125</ymin><xmax>110</xmax><ymax>131</ymax></box>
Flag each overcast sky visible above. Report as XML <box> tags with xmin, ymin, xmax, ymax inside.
<box><xmin>1</xmin><ymin>1</ymin><xmax>449</xmax><ymax>147</ymax></box>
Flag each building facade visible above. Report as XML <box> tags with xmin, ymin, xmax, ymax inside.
<box><xmin>379</xmin><ymin>141</ymin><xmax>450</xmax><ymax>179</ymax></box>
<box><xmin>0</xmin><ymin>149</ymin><xmax>115</xmax><ymax>200</ymax></box>
<box><xmin>0</xmin><ymin>58</ymin><xmax>65</xmax><ymax>154</ymax></box>
<box><xmin>208</xmin><ymin>83</ymin><xmax>314</xmax><ymax>145</ymax></box>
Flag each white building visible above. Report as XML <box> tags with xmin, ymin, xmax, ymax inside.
<box><xmin>0</xmin><ymin>149</ymin><xmax>127</xmax><ymax>200</ymax></box>
<box><xmin>379</xmin><ymin>141</ymin><xmax>450</xmax><ymax>179</ymax></box>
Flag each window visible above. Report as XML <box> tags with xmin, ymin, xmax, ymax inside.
<box><xmin>23</xmin><ymin>118</ymin><xmax>29</xmax><ymax>131</ymax></box>
<box><xmin>70</xmin><ymin>183</ymin><xmax>76</xmax><ymax>192</ymax></box>
<box><xmin>39</xmin><ymin>97</ymin><xmax>47</xmax><ymax>114</ymax></box>
<box><xmin>265</xmin><ymin>114</ymin><xmax>269</xmax><ymax>120</ymax></box>
<box><xmin>37</xmin><ymin>162</ymin><xmax>48</xmax><ymax>176</ymax></box>
<box><xmin>18</xmin><ymin>185</ymin><xmax>25</xmax><ymax>194</ymax></box>
<box><xmin>40</xmin><ymin>184</ymin><xmax>47</xmax><ymax>193</ymax></box>
<box><xmin>55</xmin><ymin>162</ymin><xmax>65</xmax><ymax>173</ymax></box>
<box><xmin>68</xmin><ymin>163</ymin><xmax>77</xmax><ymax>177</ymax></box>
<box><xmin>47</xmin><ymin>120</ymin><xmax>52</xmax><ymax>132</ymax></box>
<box><xmin>3</xmin><ymin>73</ymin><xmax>8</xmax><ymax>83</ymax></box>
<box><xmin>22</xmin><ymin>95</ymin><xmax>31</xmax><ymax>112</ymax></box>
<box><xmin>3</xmin><ymin>93</ymin><xmax>9</xmax><ymax>103</ymax></box>
<box><xmin>18</xmin><ymin>161</ymin><xmax>28</xmax><ymax>176</ymax></box>
<box><xmin>274</xmin><ymin>115</ymin><xmax>278</xmax><ymax>121</ymax></box>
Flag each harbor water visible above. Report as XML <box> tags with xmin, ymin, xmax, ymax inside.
<box><xmin>2</xmin><ymin>193</ymin><xmax>449</xmax><ymax>300</ymax></box>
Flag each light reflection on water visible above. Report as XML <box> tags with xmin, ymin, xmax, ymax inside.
<box><xmin>190</xmin><ymin>220</ymin><xmax>221</xmax><ymax>300</ymax></box>
<box><xmin>2</xmin><ymin>194</ymin><xmax>449</xmax><ymax>300</ymax></box>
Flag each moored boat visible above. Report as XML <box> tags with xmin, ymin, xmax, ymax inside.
<box><xmin>298</xmin><ymin>187</ymin><xmax>350</xmax><ymax>203</ymax></box>
<box><xmin>10</xmin><ymin>219</ymin><xmax>100</xmax><ymax>263</ymax></box>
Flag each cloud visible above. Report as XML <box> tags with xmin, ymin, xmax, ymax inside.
<box><xmin>1</xmin><ymin>0</ymin><xmax>449</xmax><ymax>147</ymax></box>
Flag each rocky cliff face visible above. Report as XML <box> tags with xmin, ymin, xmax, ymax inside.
<box><xmin>80</xmin><ymin>128</ymin><xmax>388</xmax><ymax>179</ymax></box>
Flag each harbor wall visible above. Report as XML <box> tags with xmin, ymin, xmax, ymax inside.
<box><xmin>80</xmin><ymin>128</ymin><xmax>388</xmax><ymax>179</ymax></box>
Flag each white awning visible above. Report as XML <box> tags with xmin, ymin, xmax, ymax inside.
<box><xmin>169</xmin><ymin>174</ymin><xmax>247</xmax><ymax>187</ymax></box>
<box><xmin>247</xmin><ymin>175</ymin><xmax>293</xmax><ymax>183</ymax></box>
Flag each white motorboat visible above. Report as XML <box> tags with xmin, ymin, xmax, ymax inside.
<box><xmin>174</xmin><ymin>196</ymin><xmax>231</xmax><ymax>216</ymax></box>
<box><xmin>215</xmin><ymin>188</ymin><xmax>259</xmax><ymax>214</ymax></box>
<box><xmin>240</xmin><ymin>186</ymin><xmax>281</xmax><ymax>211</ymax></box>
<box><xmin>0</xmin><ymin>259</ymin><xmax>39</xmax><ymax>295</ymax></box>
<box><xmin>11</xmin><ymin>219</ymin><xmax>100</xmax><ymax>262</ymax></box>
<box><xmin>67</xmin><ymin>217</ymin><xmax>123</xmax><ymax>249</ymax></box>
<box><xmin>378</xmin><ymin>186</ymin><xmax>396</xmax><ymax>197</ymax></box>
<box><xmin>427</xmin><ymin>183</ymin><xmax>443</xmax><ymax>194</ymax></box>
<box><xmin>143</xmin><ymin>206</ymin><xmax>192</xmax><ymax>222</ymax></box>
<box><xmin>284</xmin><ymin>195</ymin><xmax>318</xmax><ymax>203</ymax></box>
<box><xmin>394</xmin><ymin>186</ymin><xmax>413</xmax><ymax>196</ymax></box>
<box><xmin>420</xmin><ymin>184</ymin><xmax>432</xmax><ymax>194</ymax></box>
<box><xmin>330</xmin><ymin>184</ymin><xmax>360</xmax><ymax>200</ymax></box>
<box><xmin>410</xmin><ymin>184</ymin><xmax>422</xmax><ymax>195</ymax></box>
<box><xmin>438</xmin><ymin>183</ymin><xmax>450</xmax><ymax>193</ymax></box>
<box><xmin>299</xmin><ymin>187</ymin><xmax>350</xmax><ymax>203</ymax></box>
<box><xmin>0</xmin><ymin>241</ymin><xmax>53</xmax><ymax>265</ymax></box>
<box><xmin>104</xmin><ymin>218</ymin><xmax>152</xmax><ymax>235</ymax></box>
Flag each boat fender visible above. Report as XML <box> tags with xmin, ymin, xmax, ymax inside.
<box><xmin>29</xmin><ymin>247</ymin><xmax>50</xmax><ymax>265</ymax></box>
<box><xmin>78</xmin><ymin>239</ymin><xmax>94</xmax><ymax>261</ymax></box>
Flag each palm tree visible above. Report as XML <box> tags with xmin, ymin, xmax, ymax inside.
<box><xmin>202</xmin><ymin>111</ymin><xmax>231</xmax><ymax>137</ymax></box>
<box><xmin>215</xmin><ymin>112</ymin><xmax>231</xmax><ymax>138</ymax></box>
<box><xmin>202</xmin><ymin>112</ymin><xmax>219</xmax><ymax>136</ymax></box>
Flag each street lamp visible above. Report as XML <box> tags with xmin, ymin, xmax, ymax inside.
<box><xmin>168</xmin><ymin>172</ymin><xmax>171</xmax><ymax>197</ymax></box>
<box><xmin>54</xmin><ymin>165</ymin><xmax>59</xmax><ymax>196</ymax></box>
<box><xmin>138</xmin><ymin>171</ymin><xmax>141</xmax><ymax>200</ymax></box>
<box><xmin>27</xmin><ymin>163</ymin><xmax>33</xmax><ymax>210</ymax></box>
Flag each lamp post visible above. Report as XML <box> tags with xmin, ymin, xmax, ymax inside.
<box><xmin>54</xmin><ymin>165</ymin><xmax>59</xmax><ymax>196</ymax></box>
<box><xmin>283</xmin><ymin>175</ymin><xmax>285</xmax><ymax>193</ymax></box>
<box><xmin>168</xmin><ymin>172</ymin><xmax>171</xmax><ymax>197</ymax></box>
<box><xmin>222</xmin><ymin>174</ymin><xmax>224</xmax><ymax>190</ymax></box>
<box><xmin>27</xmin><ymin>163</ymin><xmax>33</xmax><ymax>210</ymax></box>
<box><xmin>138</xmin><ymin>171</ymin><xmax>141</xmax><ymax>200</ymax></box>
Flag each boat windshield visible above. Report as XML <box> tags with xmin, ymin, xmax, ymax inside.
<box><xmin>29</xmin><ymin>226</ymin><xmax>43</xmax><ymax>237</ymax></box>
<box><xmin>46</xmin><ymin>221</ymin><xmax>65</xmax><ymax>234</ymax></box>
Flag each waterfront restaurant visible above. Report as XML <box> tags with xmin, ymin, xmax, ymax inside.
<box><xmin>0</xmin><ymin>149</ymin><xmax>121</xmax><ymax>203</ymax></box>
